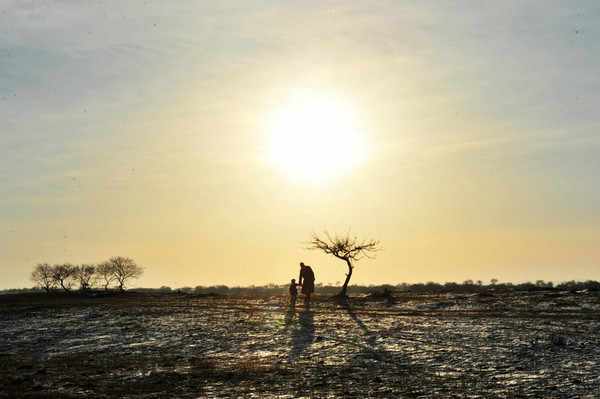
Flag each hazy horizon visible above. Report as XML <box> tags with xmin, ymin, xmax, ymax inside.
<box><xmin>2</xmin><ymin>1</ymin><xmax>600</xmax><ymax>290</ymax></box>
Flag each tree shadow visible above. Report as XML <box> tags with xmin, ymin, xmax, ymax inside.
<box><xmin>345</xmin><ymin>305</ymin><xmax>391</xmax><ymax>362</ymax></box>
<box><xmin>288</xmin><ymin>304</ymin><xmax>314</xmax><ymax>362</ymax></box>
<box><xmin>346</xmin><ymin>305</ymin><xmax>370</xmax><ymax>335</ymax></box>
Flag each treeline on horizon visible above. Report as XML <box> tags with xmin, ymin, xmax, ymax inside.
<box><xmin>7</xmin><ymin>272</ymin><xmax>600</xmax><ymax>296</ymax></box>
<box><xmin>144</xmin><ymin>279</ymin><xmax>600</xmax><ymax>296</ymax></box>
<box><xmin>28</xmin><ymin>256</ymin><xmax>143</xmax><ymax>293</ymax></box>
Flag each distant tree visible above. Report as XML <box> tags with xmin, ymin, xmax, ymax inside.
<box><xmin>51</xmin><ymin>263</ymin><xmax>76</xmax><ymax>292</ymax></box>
<box><xmin>308</xmin><ymin>232</ymin><xmax>380</xmax><ymax>299</ymax></box>
<box><xmin>31</xmin><ymin>263</ymin><xmax>56</xmax><ymax>292</ymax></box>
<box><xmin>425</xmin><ymin>281</ymin><xmax>442</xmax><ymax>292</ymax></box>
<box><xmin>194</xmin><ymin>285</ymin><xmax>206</xmax><ymax>294</ymax></box>
<box><xmin>463</xmin><ymin>279</ymin><xmax>474</xmax><ymax>286</ymax></box>
<box><xmin>518</xmin><ymin>281</ymin><xmax>536</xmax><ymax>291</ymax></box>
<box><xmin>74</xmin><ymin>264</ymin><xmax>96</xmax><ymax>291</ymax></box>
<box><xmin>214</xmin><ymin>285</ymin><xmax>229</xmax><ymax>293</ymax></box>
<box><xmin>109</xmin><ymin>256</ymin><xmax>143</xmax><ymax>291</ymax></box>
<box><xmin>490</xmin><ymin>278</ymin><xmax>499</xmax><ymax>286</ymax></box>
<box><xmin>396</xmin><ymin>283</ymin><xmax>409</xmax><ymax>291</ymax></box>
<box><xmin>96</xmin><ymin>262</ymin><xmax>116</xmax><ymax>291</ymax></box>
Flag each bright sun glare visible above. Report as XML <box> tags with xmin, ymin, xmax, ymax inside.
<box><xmin>268</xmin><ymin>90</ymin><xmax>366</xmax><ymax>182</ymax></box>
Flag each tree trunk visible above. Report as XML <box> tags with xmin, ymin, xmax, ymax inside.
<box><xmin>339</xmin><ymin>259</ymin><xmax>353</xmax><ymax>297</ymax></box>
<box><xmin>60</xmin><ymin>281</ymin><xmax>70</xmax><ymax>292</ymax></box>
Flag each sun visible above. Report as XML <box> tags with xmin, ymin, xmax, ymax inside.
<box><xmin>267</xmin><ymin>90</ymin><xmax>366</xmax><ymax>182</ymax></box>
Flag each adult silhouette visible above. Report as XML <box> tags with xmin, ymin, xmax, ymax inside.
<box><xmin>298</xmin><ymin>262</ymin><xmax>315</xmax><ymax>305</ymax></box>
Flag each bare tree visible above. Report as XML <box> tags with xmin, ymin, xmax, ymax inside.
<box><xmin>108</xmin><ymin>256</ymin><xmax>143</xmax><ymax>291</ymax></box>
<box><xmin>31</xmin><ymin>263</ymin><xmax>56</xmax><ymax>292</ymax></box>
<box><xmin>96</xmin><ymin>262</ymin><xmax>116</xmax><ymax>291</ymax></box>
<box><xmin>74</xmin><ymin>264</ymin><xmax>96</xmax><ymax>291</ymax></box>
<box><xmin>51</xmin><ymin>263</ymin><xmax>76</xmax><ymax>292</ymax></box>
<box><xmin>308</xmin><ymin>232</ymin><xmax>380</xmax><ymax>298</ymax></box>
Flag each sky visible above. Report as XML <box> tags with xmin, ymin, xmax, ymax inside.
<box><xmin>1</xmin><ymin>1</ymin><xmax>600</xmax><ymax>289</ymax></box>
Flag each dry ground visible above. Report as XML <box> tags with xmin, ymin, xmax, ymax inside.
<box><xmin>2</xmin><ymin>291</ymin><xmax>600</xmax><ymax>398</ymax></box>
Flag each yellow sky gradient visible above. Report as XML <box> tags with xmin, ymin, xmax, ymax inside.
<box><xmin>2</xmin><ymin>1</ymin><xmax>600</xmax><ymax>288</ymax></box>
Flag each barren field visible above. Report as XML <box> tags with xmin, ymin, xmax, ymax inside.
<box><xmin>2</xmin><ymin>290</ymin><xmax>600</xmax><ymax>398</ymax></box>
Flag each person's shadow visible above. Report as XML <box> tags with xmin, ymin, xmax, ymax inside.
<box><xmin>288</xmin><ymin>304</ymin><xmax>314</xmax><ymax>362</ymax></box>
<box><xmin>283</xmin><ymin>305</ymin><xmax>295</xmax><ymax>328</ymax></box>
